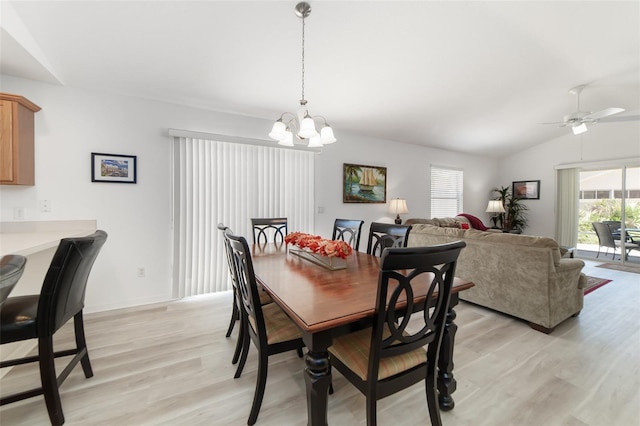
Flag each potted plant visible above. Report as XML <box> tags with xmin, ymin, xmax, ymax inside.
<box><xmin>493</xmin><ymin>186</ymin><xmax>529</xmax><ymax>232</ymax></box>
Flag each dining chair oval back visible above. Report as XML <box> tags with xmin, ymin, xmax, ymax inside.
<box><xmin>0</xmin><ymin>230</ymin><xmax>107</xmax><ymax>426</ymax></box>
<box><xmin>328</xmin><ymin>240</ymin><xmax>466</xmax><ymax>426</ymax></box>
<box><xmin>251</xmin><ymin>218</ymin><xmax>288</xmax><ymax>245</ymax></box>
<box><xmin>0</xmin><ymin>255</ymin><xmax>27</xmax><ymax>306</ymax></box>
<box><xmin>332</xmin><ymin>219</ymin><xmax>365</xmax><ymax>251</ymax></box>
<box><xmin>366</xmin><ymin>222</ymin><xmax>412</xmax><ymax>257</ymax></box>
<box><xmin>224</xmin><ymin>229</ymin><xmax>304</xmax><ymax>425</ymax></box>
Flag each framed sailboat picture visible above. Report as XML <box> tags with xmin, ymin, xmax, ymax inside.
<box><xmin>343</xmin><ymin>163</ymin><xmax>387</xmax><ymax>203</ymax></box>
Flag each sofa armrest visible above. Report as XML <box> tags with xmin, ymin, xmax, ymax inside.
<box><xmin>555</xmin><ymin>258</ymin><xmax>585</xmax><ymax>274</ymax></box>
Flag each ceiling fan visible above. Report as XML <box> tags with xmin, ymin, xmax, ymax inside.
<box><xmin>543</xmin><ymin>85</ymin><xmax>637</xmax><ymax>135</ymax></box>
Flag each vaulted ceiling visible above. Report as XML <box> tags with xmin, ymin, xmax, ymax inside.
<box><xmin>2</xmin><ymin>1</ymin><xmax>639</xmax><ymax>158</ymax></box>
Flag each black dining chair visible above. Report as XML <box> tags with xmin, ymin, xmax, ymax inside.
<box><xmin>251</xmin><ymin>218</ymin><xmax>288</xmax><ymax>245</ymax></box>
<box><xmin>328</xmin><ymin>241</ymin><xmax>466</xmax><ymax>426</ymax></box>
<box><xmin>332</xmin><ymin>219</ymin><xmax>365</xmax><ymax>251</ymax></box>
<box><xmin>225</xmin><ymin>229</ymin><xmax>305</xmax><ymax>425</ymax></box>
<box><xmin>0</xmin><ymin>255</ymin><xmax>27</xmax><ymax>306</ymax></box>
<box><xmin>366</xmin><ymin>222</ymin><xmax>412</xmax><ymax>257</ymax></box>
<box><xmin>218</xmin><ymin>223</ymin><xmax>272</xmax><ymax>365</ymax></box>
<box><xmin>0</xmin><ymin>230</ymin><xmax>107</xmax><ymax>426</ymax></box>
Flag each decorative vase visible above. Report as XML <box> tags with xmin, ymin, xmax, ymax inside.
<box><xmin>288</xmin><ymin>247</ymin><xmax>347</xmax><ymax>271</ymax></box>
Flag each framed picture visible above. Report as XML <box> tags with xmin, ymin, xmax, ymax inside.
<box><xmin>91</xmin><ymin>153</ymin><xmax>137</xmax><ymax>184</ymax></box>
<box><xmin>512</xmin><ymin>180</ymin><xmax>540</xmax><ymax>200</ymax></box>
<box><xmin>343</xmin><ymin>163</ymin><xmax>387</xmax><ymax>203</ymax></box>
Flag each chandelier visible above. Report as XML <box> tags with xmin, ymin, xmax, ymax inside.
<box><xmin>268</xmin><ymin>2</ymin><xmax>336</xmax><ymax>147</ymax></box>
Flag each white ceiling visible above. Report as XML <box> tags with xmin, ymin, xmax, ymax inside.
<box><xmin>1</xmin><ymin>0</ymin><xmax>639</xmax><ymax>158</ymax></box>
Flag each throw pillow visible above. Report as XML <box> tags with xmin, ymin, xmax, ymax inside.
<box><xmin>457</xmin><ymin>213</ymin><xmax>489</xmax><ymax>231</ymax></box>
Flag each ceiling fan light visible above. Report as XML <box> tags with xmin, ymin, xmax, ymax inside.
<box><xmin>572</xmin><ymin>123</ymin><xmax>588</xmax><ymax>135</ymax></box>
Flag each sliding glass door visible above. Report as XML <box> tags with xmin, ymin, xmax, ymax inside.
<box><xmin>578</xmin><ymin>166</ymin><xmax>640</xmax><ymax>264</ymax></box>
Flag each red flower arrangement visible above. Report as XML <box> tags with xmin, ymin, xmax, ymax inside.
<box><xmin>285</xmin><ymin>232</ymin><xmax>353</xmax><ymax>259</ymax></box>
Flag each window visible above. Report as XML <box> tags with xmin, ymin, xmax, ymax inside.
<box><xmin>430</xmin><ymin>166</ymin><xmax>463</xmax><ymax>217</ymax></box>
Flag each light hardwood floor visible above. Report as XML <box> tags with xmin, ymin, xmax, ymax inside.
<box><xmin>1</xmin><ymin>260</ymin><xmax>639</xmax><ymax>425</ymax></box>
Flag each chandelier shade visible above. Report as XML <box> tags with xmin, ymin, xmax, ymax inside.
<box><xmin>268</xmin><ymin>2</ymin><xmax>336</xmax><ymax>147</ymax></box>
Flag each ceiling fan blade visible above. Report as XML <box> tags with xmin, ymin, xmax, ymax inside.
<box><xmin>584</xmin><ymin>107</ymin><xmax>625</xmax><ymax>120</ymax></box>
<box><xmin>598</xmin><ymin>114</ymin><xmax>640</xmax><ymax>123</ymax></box>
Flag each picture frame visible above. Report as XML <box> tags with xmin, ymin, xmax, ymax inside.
<box><xmin>91</xmin><ymin>152</ymin><xmax>137</xmax><ymax>184</ymax></box>
<box><xmin>512</xmin><ymin>180</ymin><xmax>540</xmax><ymax>200</ymax></box>
<box><xmin>343</xmin><ymin>163</ymin><xmax>387</xmax><ymax>203</ymax></box>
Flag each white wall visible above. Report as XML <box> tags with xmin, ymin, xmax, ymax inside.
<box><xmin>313</xmin><ymin>133</ymin><xmax>499</xmax><ymax>239</ymax></box>
<box><xmin>0</xmin><ymin>76</ymin><xmax>499</xmax><ymax>312</ymax></box>
<box><xmin>499</xmin><ymin>120</ymin><xmax>640</xmax><ymax>238</ymax></box>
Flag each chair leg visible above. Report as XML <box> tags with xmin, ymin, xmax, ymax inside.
<box><xmin>39</xmin><ymin>335</ymin><xmax>64</xmax><ymax>426</ymax></box>
<box><xmin>296</xmin><ymin>347</ymin><xmax>303</xmax><ymax>358</ymax></box>
<box><xmin>234</xmin><ymin>327</ymin><xmax>250</xmax><ymax>379</ymax></box>
<box><xmin>226</xmin><ymin>294</ymin><xmax>238</xmax><ymax>338</ymax></box>
<box><xmin>365</xmin><ymin>396</ymin><xmax>377</xmax><ymax>426</ymax></box>
<box><xmin>248</xmin><ymin>350</ymin><xmax>268</xmax><ymax>426</ymax></box>
<box><xmin>425</xmin><ymin>367</ymin><xmax>442</xmax><ymax>426</ymax></box>
<box><xmin>74</xmin><ymin>311</ymin><xmax>93</xmax><ymax>378</ymax></box>
<box><xmin>232</xmin><ymin>316</ymin><xmax>245</xmax><ymax>365</ymax></box>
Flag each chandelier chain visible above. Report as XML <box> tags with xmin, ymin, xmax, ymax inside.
<box><xmin>301</xmin><ymin>15</ymin><xmax>306</xmax><ymax>103</ymax></box>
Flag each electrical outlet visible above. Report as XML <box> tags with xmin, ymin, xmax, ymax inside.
<box><xmin>13</xmin><ymin>207</ymin><xmax>25</xmax><ymax>220</ymax></box>
<box><xmin>137</xmin><ymin>267</ymin><xmax>146</xmax><ymax>278</ymax></box>
<box><xmin>40</xmin><ymin>199</ymin><xmax>52</xmax><ymax>212</ymax></box>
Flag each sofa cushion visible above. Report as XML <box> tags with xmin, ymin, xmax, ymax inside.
<box><xmin>457</xmin><ymin>213</ymin><xmax>489</xmax><ymax>231</ymax></box>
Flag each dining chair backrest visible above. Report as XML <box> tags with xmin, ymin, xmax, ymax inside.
<box><xmin>251</xmin><ymin>218</ymin><xmax>288</xmax><ymax>245</ymax></box>
<box><xmin>217</xmin><ymin>223</ymin><xmax>235</xmax><ymax>286</ymax></box>
<box><xmin>366</xmin><ymin>222</ymin><xmax>412</xmax><ymax>257</ymax></box>
<box><xmin>332</xmin><ymin>219</ymin><xmax>365</xmax><ymax>251</ymax></box>
<box><xmin>371</xmin><ymin>241</ymin><xmax>466</xmax><ymax>378</ymax></box>
<box><xmin>225</xmin><ymin>229</ymin><xmax>268</xmax><ymax>345</ymax></box>
<box><xmin>39</xmin><ymin>230</ymin><xmax>108</xmax><ymax>335</ymax></box>
<box><xmin>0</xmin><ymin>255</ymin><xmax>27</xmax><ymax>306</ymax></box>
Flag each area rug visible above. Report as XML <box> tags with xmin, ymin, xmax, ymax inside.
<box><xmin>595</xmin><ymin>263</ymin><xmax>640</xmax><ymax>274</ymax></box>
<box><xmin>584</xmin><ymin>276</ymin><xmax>612</xmax><ymax>295</ymax></box>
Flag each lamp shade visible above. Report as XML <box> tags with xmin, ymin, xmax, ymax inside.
<box><xmin>389</xmin><ymin>198</ymin><xmax>409</xmax><ymax>215</ymax></box>
<box><xmin>485</xmin><ymin>200</ymin><xmax>506</xmax><ymax>213</ymax></box>
<box><xmin>320</xmin><ymin>126</ymin><xmax>336</xmax><ymax>144</ymax></box>
<box><xmin>278</xmin><ymin>130</ymin><xmax>294</xmax><ymax>147</ymax></box>
<box><xmin>307</xmin><ymin>134</ymin><xmax>323</xmax><ymax>148</ymax></box>
<box><xmin>298</xmin><ymin>116</ymin><xmax>318</xmax><ymax>139</ymax></box>
<box><xmin>269</xmin><ymin>120</ymin><xmax>286</xmax><ymax>141</ymax></box>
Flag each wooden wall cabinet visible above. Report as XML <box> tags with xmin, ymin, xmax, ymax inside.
<box><xmin>0</xmin><ymin>93</ymin><xmax>41</xmax><ymax>185</ymax></box>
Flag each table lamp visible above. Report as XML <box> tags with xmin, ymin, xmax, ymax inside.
<box><xmin>389</xmin><ymin>198</ymin><xmax>409</xmax><ymax>224</ymax></box>
<box><xmin>485</xmin><ymin>200</ymin><xmax>505</xmax><ymax>229</ymax></box>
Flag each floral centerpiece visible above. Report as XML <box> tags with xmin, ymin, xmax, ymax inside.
<box><xmin>284</xmin><ymin>232</ymin><xmax>353</xmax><ymax>270</ymax></box>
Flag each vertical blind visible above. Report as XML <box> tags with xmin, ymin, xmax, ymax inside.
<box><xmin>430</xmin><ymin>165</ymin><xmax>464</xmax><ymax>217</ymax></box>
<box><xmin>555</xmin><ymin>168</ymin><xmax>579</xmax><ymax>247</ymax></box>
<box><xmin>173</xmin><ymin>136</ymin><xmax>314</xmax><ymax>298</ymax></box>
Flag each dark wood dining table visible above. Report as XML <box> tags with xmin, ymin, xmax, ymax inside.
<box><xmin>251</xmin><ymin>243</ymin><xmax>474</xmax><ymax>426</ymax></box>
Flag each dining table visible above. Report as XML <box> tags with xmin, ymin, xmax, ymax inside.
<box><xmin>250</xmin><ymin>243</ymin><xmax>474</xmax><ymax>426</ymax></box>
